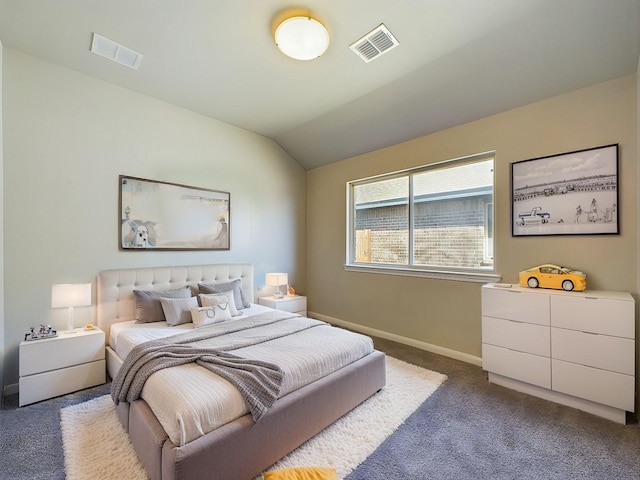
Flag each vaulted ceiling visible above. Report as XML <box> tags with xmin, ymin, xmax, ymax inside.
<box><xmin>0</xmin><ymin>0</ymin><xmax>639</xmax><ymax>169</ymax></box>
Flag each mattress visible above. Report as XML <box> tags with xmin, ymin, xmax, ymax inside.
<box><xmin>112</xmin><ymin>307</ymin><xmax>375</xmax><ymax>446</ymax></box>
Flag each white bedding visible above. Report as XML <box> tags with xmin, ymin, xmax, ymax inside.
<box><xmin>110</xmin><ymin>303</ymin><xmax>274</xmax><ymax>360</ymax></box>
<box><xmin>111</xmin><ymin>307</ymin><xmax>375</xmax><ymax>447</ymax></box>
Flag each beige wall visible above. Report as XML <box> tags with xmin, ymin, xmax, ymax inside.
<box><xmin>1</xmin><ymin>48</ymin><xmax>307</xmax><ymax>392</ymax></box>
<box><xmin>307</xmin><ymin>75</ymin><xmax>637</xmax><ymax>365</ymax></box>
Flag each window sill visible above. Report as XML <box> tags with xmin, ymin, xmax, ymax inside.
<box><xmin>344</xmin><ymin>264</ymin><xmax>501</xmax><ymax>283</ymax></box>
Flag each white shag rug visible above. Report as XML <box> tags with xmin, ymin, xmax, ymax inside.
<box><xmin>61</xmin><ymin>357</ymin><xmax>447</xmax><ymax>480</ymax></box>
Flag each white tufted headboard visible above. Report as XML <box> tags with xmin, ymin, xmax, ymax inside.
<box><xmin>97</xmin><ymin>263</ymin><xmax>254</xmax><ymax>345</ymax></box>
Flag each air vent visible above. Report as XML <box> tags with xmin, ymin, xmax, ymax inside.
<box><xmin>91</xmin><ymin>33</ymin><xmax>143</xmax><ymax>70</ymax></box>
<box><xmin>349</xmin><ymin>24</ymin><xmax>399</xmax><ymax>63</ymax></box>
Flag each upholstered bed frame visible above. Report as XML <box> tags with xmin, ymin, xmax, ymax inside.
<box><xmin>97</xmin><ymin>264</ymin><xmax>386</xmax><ymax>480</ymax></box>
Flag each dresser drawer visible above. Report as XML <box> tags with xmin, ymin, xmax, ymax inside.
<box><xmin>482</xmin><ymin>287</ymin><xmax>549</xmax><ymax>326</ymax></box>
<box><xmin>552</xmin><ymin>359</ymin><xmax>635</xmax><ymax>411</ymax></box>
<box><xmin>482</xmin><ymin>316</ymin><xmax>550</xmax><ymax>357</ymax></box>
<box><xmin>482</xmin><ymin>344</ymin><xmax>551</xmax><ymax>389</ymax></box>
<box><xmin>551</xmin><ymin>328</ymin><xmax>634</xmax><ymax>375</ymax></box>
<box><xmin>550</xmin><ymin>295</ymin><xmax>634</xmax><ymax>338</ymax></box>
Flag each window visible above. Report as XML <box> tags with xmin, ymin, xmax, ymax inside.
<box><xmin>347</xmin><ymin>153</ymin><xmax>497</xmax><ymax>282</ymax></box>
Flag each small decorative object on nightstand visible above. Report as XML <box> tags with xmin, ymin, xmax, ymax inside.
<box><xmin>24</xmin><ymin>324</ymin><xmax>57</xmax><ymax>341</ymax></box>
<box><xmin>259</xmin><ymin>294</ymin><xmax>307</xmax><ymax>317</ymax></box>
<box><xmin>19</xmin><ymin>327</ymin><xmax>105</xmax><ymax>406</ymax></box>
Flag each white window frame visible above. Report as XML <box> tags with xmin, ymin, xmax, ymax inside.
<box><xmin>345</xmin><ymin>152</ymin><xmax>500</xmax><ymax>283</ymax></box>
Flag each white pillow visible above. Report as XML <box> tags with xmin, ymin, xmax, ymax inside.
<box><xmin>190</xmin><ymin>304</ymin><xmax>232</xmax><ymax>328</ymax></box>
<box><xmin>159</xmin><ymin>296</ymin><xmax>198</xmax><ymax>326</ymax></box>
<box><xmin>199</xmin><ymin>291</ymin><xmax>240</xmax><ymax>316</ymax></box>
<box><xmin>198</xmin><ymin>279</ymin><xmax>249</xmax><ymax>309</ymax></box>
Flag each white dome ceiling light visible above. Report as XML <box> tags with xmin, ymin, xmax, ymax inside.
<box><xmin>275</xmin><ymin>15</ymin><xmax>330</xmax><ymax>61</ymax></box>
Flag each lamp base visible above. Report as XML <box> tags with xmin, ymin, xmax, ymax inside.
<box><xmin>273</xmin><ymin>291</ymin><xmax>284</xmax><ymax>299</ymax></box>
<box><xmin>64</xmin><ymin>307</ymin><xmax>77</xmax><ymax>334</ymax></box>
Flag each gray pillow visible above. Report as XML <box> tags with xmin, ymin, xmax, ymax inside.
<box><xmin>133</xmin><ymin>286</ymin><xmax>192</xmax><ymax>323</ymax></box>
<box><xmin>160</xmin><ymin>296</ymin><xmax>199</xmax><ymax>326</ymax></box>
<box><xmin>198</xmin><ymin>278</ymin><xmax>249</xmax><ymax>310</ymax></box>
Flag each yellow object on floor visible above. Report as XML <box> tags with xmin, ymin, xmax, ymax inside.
<box><xmin>263</xmin><ymin>466</ymin><xmax>338</xmax><ymax>480</ymax></box>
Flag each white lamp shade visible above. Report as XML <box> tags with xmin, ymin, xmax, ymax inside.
<box><xmin>275</xmin><ymin>16</ymin><xmax>330</xmax><ymax>60</ymax></box>
<box><xmin>51</xmin><ymin>284</ymin><xmax>92</xmax><ymax>308</ymax></box>
<box><xmin>266</xmin><ymin>273</ymin><xmax>288</xmax><ymax>287</ymax></box>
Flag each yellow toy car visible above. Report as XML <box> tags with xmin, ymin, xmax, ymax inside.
<box><xmin>518</xmin><ymin>264</ymin><xmax>586</xmax><ymax>291</ymax></box>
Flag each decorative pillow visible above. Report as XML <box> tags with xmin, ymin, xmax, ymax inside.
<box><xmin>190</xmin><ymin>304</ymin><xmax>232</xmax><ymax>328</ymax></box>
<box><xmin>133</xmin><ymin>286</ymin><xmax>192</xmax><ymax>323</ymax></box>
<box><xmin>160</xmin><ymin>296</ymin><xmax>199</xmax><ymax>326</ymax></box>
<box><xmin>199</xmin><ymin>291</ymin><xmax>240</xmax><ymax>316</ymax></box>
<box><xmin>263</xmin><ymin>467</ymin><xmax>338</xmax><ymax>480</ymax></box>
<box><xmin>198</xmin><ymin>278</ymin><xmax>249</xmax><ymax>309</ymax></box>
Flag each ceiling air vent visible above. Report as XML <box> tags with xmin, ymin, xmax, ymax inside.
<box><xmin>349</xmin><ymin>24</ymin><xmax>399</xmax><ymax>63</ymax></box>
<box><xmin>91</xmin><ymin>33</ymin><xmax>143</xmax><ymax>70</ymax></box>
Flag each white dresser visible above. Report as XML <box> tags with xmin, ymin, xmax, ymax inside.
<box><xmin>19</xmin><ymin>328</ymin><xmax>106</xmax><ymax>406</ymax></box>
<box><xmin>481</xmin><ymin>283</ymin><xmax>635</xmax><ymax>423</ymax></box>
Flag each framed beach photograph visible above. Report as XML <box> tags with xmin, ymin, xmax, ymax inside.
<box><xmin>119</xmin><ymin>175</ymin><xmax>230</xmax><ymax>250</ymax></box>
<box><xmin>511</xmin><ymin>144</ymin><xmax>619</xmax><ymax>236</ymax></box>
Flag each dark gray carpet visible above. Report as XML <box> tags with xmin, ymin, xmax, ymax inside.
<box><xmin>347</xmin><ymin>338</ymin><xmax>640</xmax><ymax>480</ymax></box>
<box><xmin>2</xmin><ymin>336</ymin><xmax>639</xmax><ymax>480</ymax></box>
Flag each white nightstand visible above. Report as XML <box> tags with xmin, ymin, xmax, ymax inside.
<box><xmin>259</xmin><ymin>295</ymin><xmax>307</xmax><ymax>316</ymax></box>
<box><xmin>19</xmin><ymin>327</ymin><xmax>106</xmax><ymax>406</ymax></box>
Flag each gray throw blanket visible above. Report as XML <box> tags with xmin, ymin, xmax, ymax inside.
<box><xmin>111</xmin><ymin>338</ymin><xmax>284</xmax><ymax>422</ymax></box>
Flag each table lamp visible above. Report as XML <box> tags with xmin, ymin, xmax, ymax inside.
<box><xmin>52</xmin><ymin>283</ymin><xmax>92</xmax><ymax>334</ymax></box>
<box><xmin>266</xmin><ymin>273</ymin><xmax>288</xmax><ymax>299</ymax></box>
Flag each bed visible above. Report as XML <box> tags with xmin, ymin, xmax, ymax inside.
<box><xmin>96</xmin><ymin>263</ymin><xmax>386</xmax><ymax>480</ymax></box>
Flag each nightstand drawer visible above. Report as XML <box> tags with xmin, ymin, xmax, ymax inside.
<box><xmin>275</xmin><ymin>297</ymin><xmax>305</xmax><ymax>313</ymax></box>
<box><xmin>259</xmin><ymin>295</ymin><xmax>307</xmax><ymax>315</ymax></box>
<box><xmin>19</xmin><ymin>359</ymin><xmax>105</xmax><ymax>406</ymax></box>
<box><xmin>20</xmin><ymin>329</ymin><xmax>105</xmax><ymax>376</ymax></box>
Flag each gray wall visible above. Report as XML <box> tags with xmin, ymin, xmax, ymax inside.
<box><xmin>1</xmin><ymin>48</ymin><xmax>307</xmax><ymax>392</ymax></box>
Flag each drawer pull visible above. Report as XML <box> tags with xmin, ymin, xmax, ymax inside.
<box><xmin>584</xmin><ymin>297</ymin><xmax>598</xmax><ymax>300</ymax></box>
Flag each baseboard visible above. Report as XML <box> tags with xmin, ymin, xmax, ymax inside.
<box><xmin>309</xmin><ymin>311</ymin><xmax>482</xmax><ymax>367</ymax></box>
<box><xmin>4</xmin><ymin>382</ymin><xmax>19</xmax><ymax>398</ymax></box>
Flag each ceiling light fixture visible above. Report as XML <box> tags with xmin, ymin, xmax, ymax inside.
<box><xmin>275</xmin><ymin>15</ymin><xmax>330</xmax><ymax>61</ymax></box>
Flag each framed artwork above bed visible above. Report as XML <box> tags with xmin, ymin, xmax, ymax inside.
<box><xmin>119</xmin><ymin>175</ymin><xmax>230</xmax><ymax>250</ymax></box>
